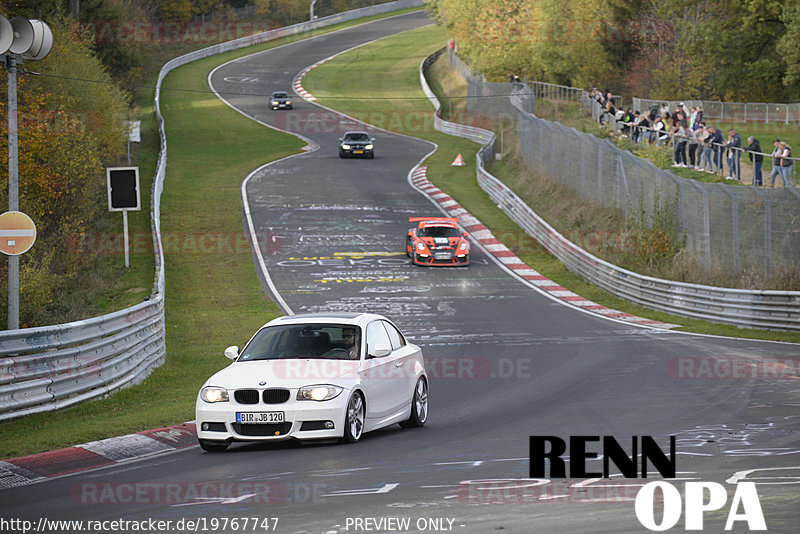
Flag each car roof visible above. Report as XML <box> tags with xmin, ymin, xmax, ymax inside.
<box><xmin>263</xmin><ymin>312</ymin><xmax>388</xmax><ymax>328</ymax></box>
<box><xmin>272</xmin><ymin>91</ymin><xmax>288</xmax><ymax>95</ymax></box>
<box><xmin>343</xmin><ymin>131</ymin><xmax>370</xmax><ymax>136</ymax></box>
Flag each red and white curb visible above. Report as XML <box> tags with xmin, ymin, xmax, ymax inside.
<box><xmin>410</xmin><ymin>166</ymin><xmax>680</xmax><ymax>330</ymax></box>
<box><xmin>293</xmin><ymin>56</ymin><xmax>337</xmax><ymax>102</ymax></box>
<box><xmin>0</xmin><ymin>423</ymin><xmax>197</xmax><ymax>489</ymax></box>
<box><xmin>293</xmin><ymin>37</ymin><xmax>384</xmax><ymax>103</ymax></box>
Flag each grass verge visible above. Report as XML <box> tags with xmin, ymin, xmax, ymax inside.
<box><xmin>302</xmin><ymin>25</ymin><xmax>800</xmax><ymax>344</ymax></box>
<box><xmin>0</xmin><ymin>8</ymin><xmax>425</xmax><ymax>459</ymax></box>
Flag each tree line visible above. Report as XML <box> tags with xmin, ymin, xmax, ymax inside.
<box><xmin>426</xmin><ymin>0</ymin><xmax>800</xmax><ymax>102</ymax></box>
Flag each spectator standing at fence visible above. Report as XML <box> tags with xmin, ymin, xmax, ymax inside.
<box><xmin>778</xmin><ymin>141</ymin><xmax>793</xmax><ymax>187</ymax></box>
<box><xmin>686</xmin><ymin>127</ymin><xmax>698</xmax><ymax>169</ymax></box>
<box><xmin>710</xmin><ymin>126</ymin><xmax>725</xmax><ymax>174</ymax></box>
<box><xmin>700</xmin><ymin>125</ymin><xmax>714</xmax><ymax>172</ymax></box>
<box><xmin>621</xmin><ymin>108</ymin><xmax>634</xmax><ymax>135</ymax></box>
<box><xmin>660</xmin><ymin>102</ymin><xmax>670</xmax><ymax>118</ymax></box>
<box><xmin>672</xmin><ymin>123</ymin><xmax>688</xmax><ymax>166</ymax></box>
<box><xmin>769</xmin><ymin>139</ymin><xmax>782</xmax><ymax>186</ymax></box>
<box><xmin>726</xmin><ymin>129</ymin><xmax>742</xmax><ymax>181</ymax></box>
<box><xmin>694</xmin><ymin>106</ymin><xmax>704</xmax><ymax>130</ymax></box>
<box><xmin>635</xmin><ymin>112</ymin><xmax>649</xmax><ymax>144</ymax></box>
<box><xmin>697</xmin><ymin>125</ymin><xmax>709</xmax><ymax>171</ymax></box>
<box><xmin>689</xmin><ymin>106</ymin><xmax>697</xmax><ymax>129</ymax></box>
<box><xmin>746</xmin><ymin>136</ymin><xmax>763</xmax><ymax>186</ymax></box>
<box><xmin>604</xmin><ymin>90</ymin><xmax>616</xmax><ymax>126</ymax></box>
<box><xmin>654</xmin><ymin>116</ymin><xmax>669</xmax><ymax>146</ymax></box>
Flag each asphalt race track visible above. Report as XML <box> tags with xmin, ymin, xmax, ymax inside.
<box><xmin>3</xmin><ymin>11</ymin><xmax>799</xmax><ymax>534</ymax></box>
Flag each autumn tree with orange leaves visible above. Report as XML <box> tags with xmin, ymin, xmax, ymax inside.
<box><xmin>0</xmin><ymin>18</ymin><xmax>129</xmax><ymax>327</ymax></box>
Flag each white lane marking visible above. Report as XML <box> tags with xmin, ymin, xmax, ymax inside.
<box><xmin>321</xmin><ymin>483</ymin><xmax>398</xmax><ymax>497</ymax></box>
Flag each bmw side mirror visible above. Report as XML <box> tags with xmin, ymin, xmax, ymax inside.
<box><xmin>224</xmin><ymin>345</ymin><xmax>239</xmax><ymax>360</ymax></box>
<box><xmin>369</xmin><ymin>345</ymin><xmax>392</xmax><ymax>358</ymax></box>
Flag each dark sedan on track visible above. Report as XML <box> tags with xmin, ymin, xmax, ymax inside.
<box><xmin>270</xmin><ymin>91</ymin><xmax>292</xmax><ymax>110</ymax></box>
<box><xmin>339</xmin><ymin>131</ymin><xmax>375</xmax><ymax>158</ymax></box>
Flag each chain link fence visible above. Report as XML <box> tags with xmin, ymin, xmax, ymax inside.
<box><xmin>633</xmin><ymin>98</ymin><xmax>800</xmax><ymax>124</ymax></box>
<box><xmin>446</xmin><ymin>50</ymin><xmax>800</xmax><ymax>277</ymax></box>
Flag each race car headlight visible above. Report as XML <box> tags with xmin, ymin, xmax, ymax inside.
<box><xmin>286</xmin><ymin>99</ymin><xmax>291</xmax><ymax>104</ymax></box>
<box><xmin>271</xmin><ymin>101</ymin><xmax>279</xmax><ymax>105</ymax></box>
<box><xmin>200</xmin><ymin>386</ymin><xmax>229</xmax><ymax>403</ymax></box>
<box><xmin>341</xmin><ymin>144</ymin><xmax>351</xmax><ymax>150</ymax></box>
<box><xmin>459</xmin><ymin>241</ymin><xmax>469</xmax><ymax>251</ymax></box>
<box><xmin>365</xmin><ymin>144</ymin><xmax>373</xmax><ymax>150</ymax></box>
<box><xmin>416</xmin><ymin>242</ymin><xmax>426</xmax><ymax>251</ymax></box>
<box><xmin>297</xmin><ymin>385</ymin><xmax>343</xmax><ymax>401</ymax></box>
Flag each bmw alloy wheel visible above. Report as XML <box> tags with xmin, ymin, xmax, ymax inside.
<box><xmin>401</xmin><ymin>377</ymin><xmax>427</xmax><ymax>428</ymax></box>
<box><xmin>343</xmin><ymin>391</ymin><xmax>365</xmax><ymax>442</ymax></box>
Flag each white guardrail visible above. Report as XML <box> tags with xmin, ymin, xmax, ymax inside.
<box><xmin>420</xmin><ymin>50</ymin><xmax>800</xmax><ymax>332</ymax></box>
<box><xmin>0</xmin><ymin>0</ymin><xmax>425</xmax><ymax>422</ymax></box>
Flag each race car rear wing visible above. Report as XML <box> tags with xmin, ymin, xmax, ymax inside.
<box><xmin>409</xmin><ymin>217</ymin><xmax>459</xmax><ymax>224</ymax></box>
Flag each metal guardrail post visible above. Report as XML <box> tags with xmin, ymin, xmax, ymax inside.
<box><xmin>751</xmin><ymin>187</ymin><xmax>771</xmax><ymax>273</ymax></box>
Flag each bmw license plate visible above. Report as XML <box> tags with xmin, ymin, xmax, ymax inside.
<box><xmin>236</xmin><ymin>412</ymin><xmax>285</xmax><ymax>423</ymax></box>
<box><xmin>434</xmin><ymin>252</ymin><xmax>452</xmax><ymax>260</ymax></box>
<box><xmin>353</xmin><ymin>150</ymin><xmax>364</xmax><ymax>154</ymax></box>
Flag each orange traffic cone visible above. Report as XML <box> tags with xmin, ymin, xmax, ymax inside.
<box><xmin>451</xmin><ymin>153</ymin><xmax>466</xmax><ymax>166</ymax></box>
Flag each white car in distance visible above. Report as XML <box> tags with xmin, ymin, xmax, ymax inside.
<box><xmin>195</xmin><ymin>312</ymin><xmax>428</xmax><ymax>451</ymax></box>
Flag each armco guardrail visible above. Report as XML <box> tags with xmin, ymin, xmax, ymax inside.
<box><xmin>420</xmin><ymin>50</ymin><xmax>800</xmax><ymax>331</ymax></box>
<box><xmin>0</xmin><ymin>0</ymin><xmax>425</xmax><ymax>422</ymax></box>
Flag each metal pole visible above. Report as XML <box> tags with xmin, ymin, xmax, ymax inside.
<box><xmin>123</xmin><ymin>210</ymin><xmax>130</xmax><ymax>268</ymax></box>
<box><xmin>7</xmin><ymin>55</ymin><xmax>19</xmax><ymax>330</ymax></box>
<box><xmin>310</xmin><ymin>0</ymin><xmax>318</xmax><ymax>21</ymax></box>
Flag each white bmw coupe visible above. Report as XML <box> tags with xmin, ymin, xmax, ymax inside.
<box><xmin>195</xmin><ymin>312</ymin><xmax>428</xmax><ymax>451</ymax></box>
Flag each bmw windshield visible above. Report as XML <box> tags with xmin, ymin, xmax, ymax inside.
<box><xmin>237</xmin><ymin>324</ymin><xmax>360</xmax><ymax>361</ymax></box>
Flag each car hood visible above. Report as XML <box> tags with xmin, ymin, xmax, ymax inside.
<box><xmin>206</xmin><ymin>359</ymin><xmax>361</xmax><ymax>389</ymax></box>
<box><xmin>422</xmin><ymin>236</ymin><xmax>462</xmax><ymax>247</ymax></box>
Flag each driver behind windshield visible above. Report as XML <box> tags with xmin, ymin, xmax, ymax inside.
<box><xmin>342</xmin><ymin>327</ymin><xmax>359</xmax><ymax>360</ymax></box>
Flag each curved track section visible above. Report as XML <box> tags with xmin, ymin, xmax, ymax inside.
<box><xmin>3</xmin><ymin>12</ymin><xmax>799</xmax><ymax>533</ymax></box>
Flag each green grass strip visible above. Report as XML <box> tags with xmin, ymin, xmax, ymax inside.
<box><xmin>302</xmin><ymin>25</ymin><xmax>800</xmax><ymax>344</ymax></box>
<box><xmin>0</xmin><ymin>7</ymin><xmax>425</xmax><ymax>459</ymax></box>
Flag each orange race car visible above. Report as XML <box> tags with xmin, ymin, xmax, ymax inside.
<box><xmin>406</xmin><ymin>217</ymin><xmax>470</xmax><ymax>267</ymax></box>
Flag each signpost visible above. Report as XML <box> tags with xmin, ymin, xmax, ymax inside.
<box><xmin>107</xmin><ymin>167</ymin><xmax>141</xmax><ymax>269</ymax></box>
<box><xmin>125</xmin><ymin>120</ymin><xmax>140</xmax><ymax>164</ymax></box>
<box><xmin>2</xmin><ymin>15</ymin><xmax>53</xmax><ymax>330</ymax></box>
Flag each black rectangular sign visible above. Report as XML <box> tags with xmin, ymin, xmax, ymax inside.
<box><xmin>107</xmin><ymin>167</ymin><xmax>141</xmax><ymax>211</ymax></box>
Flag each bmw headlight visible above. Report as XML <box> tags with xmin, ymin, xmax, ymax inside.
<box><xmin>365</xmin><ymin>144</ymin><xmax>373</xmax><ymax>150</ymax></box>
<box><xmin>200</xmin><ymin>386</ymin><xmax>229</xmax><ymax>403</ymax></box>
<box><xmin>286</xmin><ymin>99</ymin><xmax>291</xmax><ymax>104</ymax></box>
<box><xmin>297</xmin><ymin>385</ymin><xmax>343</xmax><ymax>401</ymax></box>
<box><xmin>271</xmin><ymin>101</ymin><xmax>279</xmax><ymax>105</ymax></box>
<box><xmin>341</xmin><ymin>144</ymin><xmax>351</xmax><ymax>150</ymax></box>
<box><xmin>459</xmin><ymin>241</ymin><xmax>469</xmax><ymax>250</ymax></box>
<box><xmin>416</xmin><ymin>242</ymin><xmax>426</xmax><ymax>251</ymax></box>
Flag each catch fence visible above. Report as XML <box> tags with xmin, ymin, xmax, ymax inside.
<box><xmin>427</xmin><ymin>49</ymin><xmax>800</xmax><ymax>331</ymax></box>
